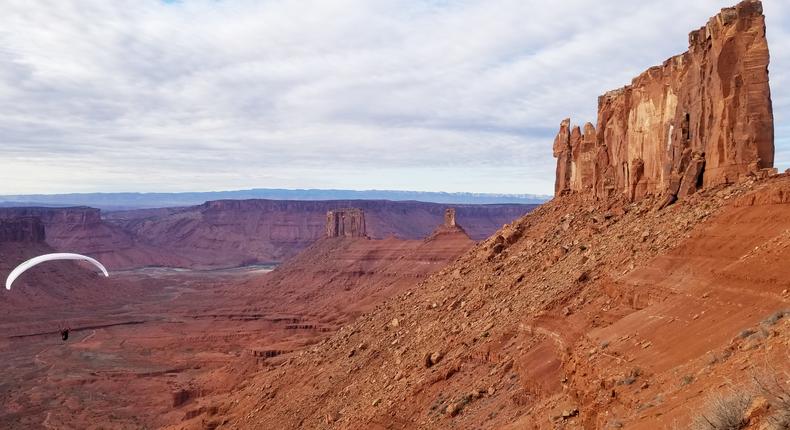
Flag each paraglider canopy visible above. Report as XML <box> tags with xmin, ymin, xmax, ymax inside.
<box><xmin>5</xmin><ymin>253</ymin><xmax>109</xmax><ymax>290</ymax></box>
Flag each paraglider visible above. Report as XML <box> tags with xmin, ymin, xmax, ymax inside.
<box><xmin>4</xmin><ymin>253</ymin><xmax>109</xmax><ymax>341</ymax></box>
<box><xmin>5</xmin><ymin>253</ymin><xmax>109</xmax><ymax>290</ymax></box>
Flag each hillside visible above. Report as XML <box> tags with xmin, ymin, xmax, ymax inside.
<box><xmin>238</xmin><ymin>223</ymin><xmax>475</xmax><ymax>325</ymax></box>
<box><xmin>201</xmin><ymin>174</ymin><xmax>789</xmax><ymax>430</ymax></box>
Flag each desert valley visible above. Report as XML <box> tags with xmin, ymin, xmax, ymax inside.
<box><xmin>1</xmin><ymin>0</ymin><xmax>789</xmax><ymax>429</ymax></box>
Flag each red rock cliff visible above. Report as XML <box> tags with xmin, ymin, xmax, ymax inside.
<box><xmin>0</xmin><ymin>206</ymin><xmax>101</xmax><ymax>226</ymax></box>
<box><xmin>0</xmin><ymin>217</ymin><xmax>46</xmax><ymax>243</ymax></box>
<box><xmin>554</xmin><ymin>0</ymin><xmax>774</xmax><ymax>203</ymax></box>
<box><xmin>0</xmin><ymin>207</ymin><xmax>186</xmax><ymax>270</ymax></box>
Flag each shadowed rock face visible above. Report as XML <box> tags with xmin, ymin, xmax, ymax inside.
<box><xmin>554</xmin><ymin>0</ymin><xmax>774</xmax><ymax>202</ymax></box>
<box><xmin>0</xmin><ymin>217</ymin><xmax>45</xmax><ymax>243</ymax></box>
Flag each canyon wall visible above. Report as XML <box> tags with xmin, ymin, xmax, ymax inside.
<box><xmin>0</xmin><ymin>201</ymin><xmax>533</xmax><ymax>269</ymax></box>
<box><xmin>326</xmin><ymin>209</ymin><xmax>367</xmax><ymax>238</ymax></box>
<box><xmin>105</xmin><ymin>200</ymin><xmax>534</xmax><ymax>269</ymax></box>
<box><xmin>0</xmin><ymin>206</ymin><xmax>128</xmax><ymax>250</ymax></box>
<box><xmin>0</xmin><ymin>217</ymin><xmax>45</xmax><ymax>243</ymax></box>
<box><xmin>0</xmin><ymin>207</ymin><xmax>190</xmax><ymax>270</ymax></box>
<box><xmin>554</xmin><ymin>0</ymin><xmax>774</xmax><ymax>203</ymax></box>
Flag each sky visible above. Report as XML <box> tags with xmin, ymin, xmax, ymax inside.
<box><xmin>0</xmin><ymin>0</ymin><xmax>788</xmax><ymax>196</ymax></box>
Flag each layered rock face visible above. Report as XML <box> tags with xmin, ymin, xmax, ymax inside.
<box><xmin>0</xmin><ymin>201</ymin><xmax>533</xmax><ymax>270</ymax></box>
<box><xmin>554</xmin><ymin>0</ymin><xmax>774</xmax><ymax>202</ymax></box>
<box><xmin>0</xmin><ymin>207</ymin><xmax>187</xmax><ymax>270</ymax></box>
<box><xmin>0</xmin><ymin>207</ymin><xmax>101</xmax><ymax>229</ymax></box>
<box><xmin>0</xmin><ymin>206</ymin><xmax>119</xmax><ymax>249</ymax></box>
<box><xmin>106</xmin><ymin>200</ymin><xmax>534</xmax><ymax>269</ymax></box>
<box><xmin>326</xmin><ymin>209</ymin><xmax>367</xmax><ymax>238</ymax></box>
<box><xmin>0</xmin><ymin>217</ymin><xmax>45</xmax><ymax>243</ymax></box>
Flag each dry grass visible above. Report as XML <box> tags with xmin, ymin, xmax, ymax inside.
<box><xmin>690</xmin><ymin>390</ymin><xmax>752</xmax><ymax>430</ymax></box>
<box><xmin>761</xmin><ymin>309</ymin><xmax>789</xmax><ymax>326</ymax></box>
<box><xmin>753</xmin><ymin>372</ymin><xmax>790</xmax><ymax>430</ymax></box>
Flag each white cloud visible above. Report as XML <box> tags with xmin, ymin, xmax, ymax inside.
<box><xmin>0</xmin><ymin>0</ymin><xmax>787</xmax><ymax>195</ymax></box>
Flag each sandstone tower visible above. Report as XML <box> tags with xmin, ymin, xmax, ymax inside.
<box><xmin>553</xmin><ymin>0</ymin><xmax>775</xmax><ymax>205</ymax></box>
<box><xmin>326</xmin><ymin>209</ymin><xmax>367</xmax><ymax>238</ymax></box>
<box><xmin>444</xmin><ymin>208</ymin><xmax>457</xmax><ymax>228</ymax></box>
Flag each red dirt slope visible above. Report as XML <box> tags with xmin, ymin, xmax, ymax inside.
<box><xmin>206</xmin><ymin>175</ymin><xmax>789</xmax><ymax>429</ymax></box>
<box><xmin>238</xmin><ymin>224</ymin><xmax>475</xmax><ymax>326</ymax></box>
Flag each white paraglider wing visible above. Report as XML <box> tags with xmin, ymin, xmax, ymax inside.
<box><xmin>5</xmin><ymin>253</ymin><xmax>109</xmax><ymax>290</ymax></box>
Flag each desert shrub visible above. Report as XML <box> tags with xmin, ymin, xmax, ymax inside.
<box><xmin>754</xmin><ymin>372</ymin><xmax>790</xmax><ymax>430</ymax></box>
<box><xmin>690</xmin><ymin>391</ymin><xmax>752</xmax><ymax>430</ymax></box>
<box><xmin>618</xmin><ymin>367</ymin><xmax>642</xmax><ymax>386</ymax></box>
<box><xmin>608</xmin><ymin>419</ymin><xmax>623</xmax><ymax>428</ymax></box>
<box><xmin>762</xmin><ymin>309</ymin><xmax>789</xmax><ymax>326</ymax></box>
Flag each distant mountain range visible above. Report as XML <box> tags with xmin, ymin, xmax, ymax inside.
<box><xmin>0</xmin><ymin>188</ymin><xmax>550</xmax><ymax>210</ymax></box>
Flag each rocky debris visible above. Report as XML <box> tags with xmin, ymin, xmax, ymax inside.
<box><xmin>172</xmin><ymin>388</ymin><xmax>192</xmax><ymax>407</ymax></box>
<box><xmin>324</xmin><ymin>411</ymin><xmax>341</xmax><ymax>424</ymax></box>
<box><xmin>553</xmin><ymin>0</ymin><xmax>774</xmax><ymax>204</ymax></box>
<box><xmin>445</xmin><ymin>401</ymin><xmax>463</xmax><ymax>417</ymax></box>
<box><xmin>251</xmin><ymin>349</ymin><xmax>290</xmax><ymax>359</ymax></box>
<box><xmin>424</xmin><ymin>351</ymin><xmax>444</xmax><ymax>368</ymax></box>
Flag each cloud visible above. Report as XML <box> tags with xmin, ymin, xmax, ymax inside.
<box><xmin>0</xmin><ymin>0</ymin><xmax>787</xmax><ymax>195</ymax></box>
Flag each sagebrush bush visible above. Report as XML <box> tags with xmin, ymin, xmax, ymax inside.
<box><xmin>754</xmin><ymin>372</ymin><xmax>790</xmax><ymax>430</ymax></box>
<box><xmin>690</xmin><ymin>391</ymin><xmax>752</xmax><ymax>430</ymax></box>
